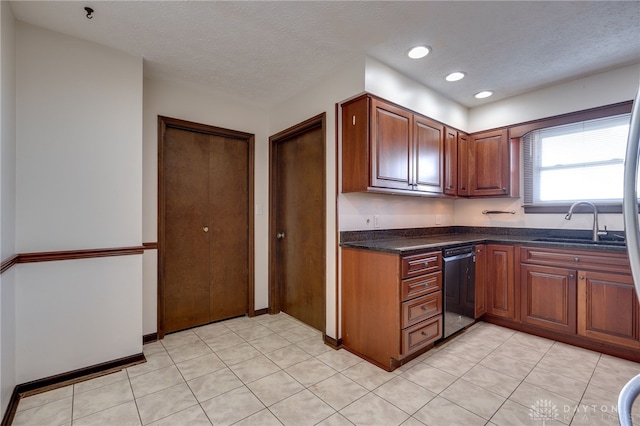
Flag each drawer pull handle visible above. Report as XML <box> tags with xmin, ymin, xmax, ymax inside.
<box><xmin>409</xmin><ymin>278</ymin><xmax>437</xmax><ymax>289</ymax></box>
<box><xmin>421</xmin><ymin>331</ymin><xmax>428</xmax><ymax>336</ymax></box>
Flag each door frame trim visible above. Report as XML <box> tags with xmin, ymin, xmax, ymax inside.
<box><xmin>157</xmin><ymin>115</ymin><xmax>255</xmax><ymax>339</ymax></box>
<box><xmin>268</xmin><ymin>113</ymin><xmax>327</xmax><ymax>331</ymax></box>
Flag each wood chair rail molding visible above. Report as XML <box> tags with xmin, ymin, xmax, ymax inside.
<box><xmin>0</xmin><ymin>243</ymin><xmax>158</xmax><ymax>275</ymax></box>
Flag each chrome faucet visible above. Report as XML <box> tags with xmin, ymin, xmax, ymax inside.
<box><xmin>565</xmin><ymin>201</ymin><xmax>606</xmax><ymax>241</ymax></box>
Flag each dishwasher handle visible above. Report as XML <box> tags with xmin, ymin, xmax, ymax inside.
<box><xmin>443</xmin><ymin>251</ymin><xmax>476</xmax><ymax>263</ymax></box>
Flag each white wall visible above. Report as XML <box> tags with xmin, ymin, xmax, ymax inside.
<box><xmin>16</xmin><ymin>257</ymin><xmax>141</xmax><ymax>383</ymax></box>
<box><xmin>0</xmin><ymin>0</ymin><xmax>16</xmax><ymax>417</ymax></box>
<box><xmin>15</xmin><ymin>22</ymin><xmax>143</xmax><ymax>382</ymax></box>
<box><xmin>142</xmin><ymin>77</ymin><xmax>270</xmax><ymax>335</ymax></box>
<box><xmin>340</xmin><ymin>193</ymin><xmax>455</xmax><ymax>231</ymax></box>
<box><xmin>16</xmin><ymin>23</ymin><xmax>142</xmax><ymax>252</ymax></box>
<box><xmin>469</xmin><ymin>63</ymin><xmax>640</xmax><ymax>133</ymax></box>
<box><xmin>365</xmin><ymin>57</ymin><xmax>468</xmax><ymax>131</ymax></box>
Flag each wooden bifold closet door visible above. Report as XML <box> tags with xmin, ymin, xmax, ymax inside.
<box><xmin>159</xmin><ymin>116</ymin><xmax>254</xmax><ymax>336</ymax></box>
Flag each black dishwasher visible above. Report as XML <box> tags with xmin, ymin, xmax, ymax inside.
<box><xmin>442</xmin><ymin>245</ymin><xmax>476</xmax><ymax>339</ymax></box>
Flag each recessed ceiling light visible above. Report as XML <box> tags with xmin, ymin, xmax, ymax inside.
<box><xmin>475</xmin><ymin>91</ymin><xmax>493</xmax><ymax>99</ymax></box>
<box><xmin>407</xmin><ymin>46</ymin><xmax>431</xmax><ymax>59</ymax></box>
<box><xmin>445</xmin><ymin>72</ymin><xmax>465</xmax><ymax>82</ymax></box>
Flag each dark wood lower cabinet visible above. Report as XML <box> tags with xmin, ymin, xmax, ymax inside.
<box><xmin>486</xmin><ymin>245</ymin><xmax>516</xmax><ymax>320</ymax></box>
<box><xmin>520</xmin><ymin>264</ymin><xmax>576</xmax><ymax>334</ymax></box>
<box><xmin>483</xmin><ymin>245</ymin><xmax>640</xmax><ymax>363</ymax></box>
<box><xmin>474</xmin><ymin>245</ymin><xmax>487</xmax><ymax>318</ymax></box>
<box><xmin>578</xmin><ymin>270</ymin><xmax>640</xmax><ymax>349</ymax></box>
<box><xmin>341</xmin><ymin>247</ymin><xmax>443</xmax><ymax>371</ymax></box>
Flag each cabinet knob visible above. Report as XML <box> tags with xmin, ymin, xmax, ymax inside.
<box><xmin>421</xmin><ymin>331</ymin><xmax>428</xmax><ymax>336</ymax></box>
<box><xmin>579</xmin><ymin>275</ymin><xmax>585</xmax><ymax>280</ymax></box>
<box><xmin>502</xmin><ymin>187</ymin><xmax>507</xmax><ymax>192</ymax></box>
<box><xmin>276</xmin><ymin>232</ymin><xmax>286</xmax><ymax>239</ymax></box>
<box><xmin>574</xmin><ymin>257</ymin><xmax>580</xmax><ymax>262</ymax></box>
<box><xmin>203</xmin><ymin>226</ymin><xmax>209</xmax><ymax>233</ymax></box>
<box><xmin>569</xmin><ymin>274</ymin><xmax>575</xmax><ymax>278</ymax></box>
<box><xmin>421</xmin><ymin>306</ymin><xmax>429</xmax><ymax>311</ymax></box>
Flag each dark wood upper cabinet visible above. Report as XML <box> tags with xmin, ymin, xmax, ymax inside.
<box><xmin>341</xmin><ymin>93</ymin><xmax>524</xmax><ymax>198</ymax></box>
<box><xmin>469</xmin><ymin>129</ymin><xmax>519</xmax><ymax>197</ymax></box>
<box><xmin>371</xmin><ymin>98</ymin><xmax>413</xmax><ymax>190</ymax></box>
<box><xmin>413</xmin><ymin>115</ymin><xmax>444</xmax><ymax>193</ymax></box>
<box><xmin>444</xmin><ymin>127</ymin><xmax>458</xmax><ymax>196</ymax></box>
<box><xmin>341</xmin><ymin>95</ymin><xmax>443</xmax><ymax>196</ymax></box>
<box><xmin>457</xmin><ymin>132</ymin><xmax>470</xmax><ymax>196</ymax></box>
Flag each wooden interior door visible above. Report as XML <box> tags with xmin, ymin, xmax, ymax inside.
<box><xmin>159</xmin><ymin>116</ymin><xmax>254</xmax><ymax>336</ymax></box>
<box><xmin>208</xmin><ymin>135</ymin><xmax>250</xmax><ymax>321</ymax></box>
<box><xmin>270</xmin><ymin>114</ymin><xmax>325</xmax><ymax>331</ymax></box>
<box><xmin>163</xmin><ymin>128</ymin><xmax>211</xmax><ymax>332</ymax></box>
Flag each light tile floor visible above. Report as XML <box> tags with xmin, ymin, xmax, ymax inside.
<box><xmin>13</xmin><ymin>313</ymin><xmax>640</xmax><ymax>425</ymax></box>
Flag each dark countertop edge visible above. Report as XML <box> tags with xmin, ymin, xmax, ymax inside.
<box><xmin>339</xmin><ymin>232</ymin><xmax>627</xmax><ymax>255</ymax></box>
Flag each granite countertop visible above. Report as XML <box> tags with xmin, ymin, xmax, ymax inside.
<box><xmin>339</xmin><ymin>227</ymin><xmax>628</xmax><ymax>255</ymax></box>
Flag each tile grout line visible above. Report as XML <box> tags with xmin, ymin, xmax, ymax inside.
<box><xmin>483</xmin><ymin>331</ymin><xmax>557</xmax><ymax>425</ymax></box>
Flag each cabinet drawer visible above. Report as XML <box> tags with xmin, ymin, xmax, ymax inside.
<box><xmin>521</xmin><ymin>247</ymin><xmax>630</xmax><ymax>274</ymax></box>
<box><xmin>402</xmin><ymin>315</ymin><xmax>442</xmax><ymax>355</ymax></box>
<box><xmin>402</xmin><ymin>252</ymin><xmax>441</xmax><ymax>279</ymax></box>
<box><xmin>402</xmin><ymin>291</ymin><xmax>442</xmax><ymax>328</ymax></box>
<box><xmin>401</xmin><ymin>272</ymin><xmax>442</xmax><ymax>301</ymax></box>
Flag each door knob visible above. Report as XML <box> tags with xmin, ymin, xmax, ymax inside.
<box><xmin>203</xmin><ymin>226</ymin><xmax>209</xmax><ymax>233</ymax></box>
<box><xmin>276</xmin><ymin>232</ymin><xmax>285</xmax><ymax>239</ymax></box>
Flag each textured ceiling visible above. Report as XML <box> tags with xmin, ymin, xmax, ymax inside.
<box><xmin>9</xmin><ymin>1</ymin><xmax>640</xmax><ymax>109</ymax></box>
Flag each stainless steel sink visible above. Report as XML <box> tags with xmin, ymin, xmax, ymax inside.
<box><xmin>533</xmin><ymin>237</ymin><xmax>626</xmax><ymax>246</ymax></box>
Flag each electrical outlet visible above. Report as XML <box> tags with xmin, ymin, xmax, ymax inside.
<box><xmin>365</xmin><ymin>216</ymin><xmax>373</xmax><ymax>227</ymax></box>
<box><xmin>374</xmin><ymin>215</ymin><xmax>380</xmax><ymax>228</ymax></box>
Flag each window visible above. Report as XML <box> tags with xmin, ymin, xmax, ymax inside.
<box><xmin>522</xmin><ymin>109</ymin><xmax>632</xmax><ymax>212</ymax></box>
<box><xmin>524</xmin><ymin>113</ymin><xmax>631</xmax><ymax>204</ymax></box>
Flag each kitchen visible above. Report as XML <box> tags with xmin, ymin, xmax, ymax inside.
<box><xmin>2</xmin><ymin>1</ymin><xmax>640</xmax><ymax>425</ymax></box>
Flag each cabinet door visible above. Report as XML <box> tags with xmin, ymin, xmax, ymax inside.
<box><xmin>370</xmin><ymin>99</ymin><xmax>413</xmax><ymax>190</ymax></box>
<box><xmin>486</xmin><ymin>244</ymin><xmax>516</xmax><ymax>320</ymax></box>
<box><xmin>474</xmin><ymin>245</ymin><xmax>487</xmax><ymax>318</ymax></box>
<box><xmin>444</xmin><ymin>127</ymin><xmax>458</xmax><ymax>196</ymax></box>
<box><xmin>469</xmin><ymin>129</ymin><xmax>509</xmax><ymax>196</ymax></box>
<box><xmin>457</xmin><ymin>133</ymin><xmax>469</xmax><ymax>196</ymax></box>
<box><xmin>413</xmin><ymin>116</ymin><xmax>444</xmax><ymax>193</ymax></box>
<box><xmin>521</xmin><ymin>264</ymin><xmax>576</xmax><ymax>334</ymax></box>
<box><xmin>577</xmin><ymin>271</ymin><xmax>640</xmax><ymax>349</ymax></box>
